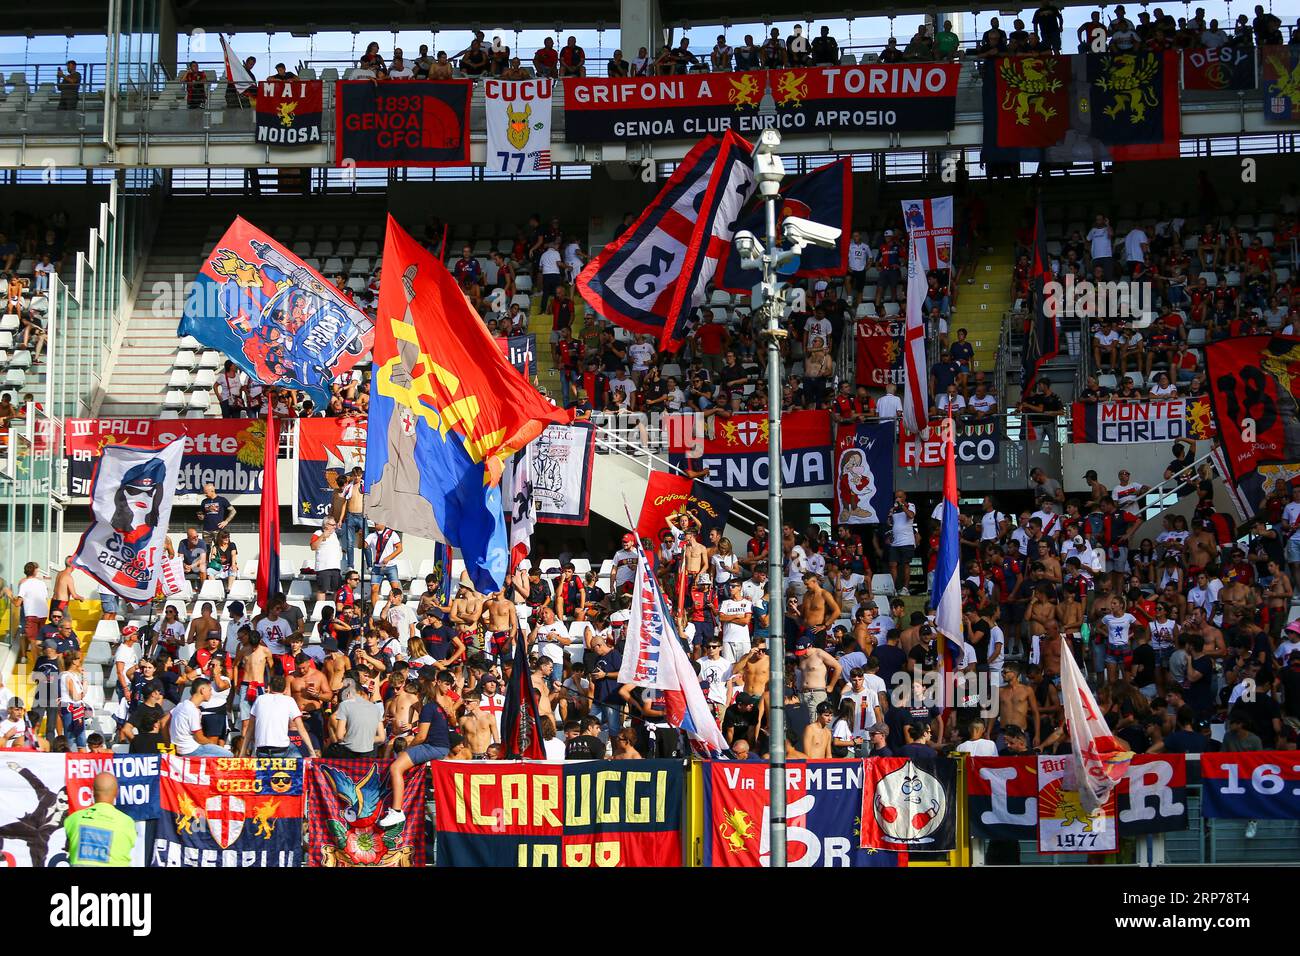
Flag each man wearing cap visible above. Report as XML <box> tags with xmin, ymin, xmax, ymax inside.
<box><xmin>722</xmin><ymin>693</ymin><xmax>760</xmax><ymax>748</ymax></box>
<box><xmin>613</xmin><ymin>534</ymin><xmax>640</xmax><ymax>593</ymax></box>
<box><xmin>718</xmin><ymin>580</ymin><xmax>753</xmax><ymax>663</ymax></box>
<box><xmin>1</xmin><ymin>698</ymin><xmax>45</xmax><ymax>750</ymax></box>
<box><xmin>685</xmin><ymin>573</ymin><xmax>718</xmax><ymax>654</ymax></box>
<box><xmin>866</xmin><ymin>722</ymin><xmax>893</xmax><ymax>756</ymax></box>
<box><xmin>1112</xmin><ymin>469</ymin><xmax>1148</xmax><ymax>516</ymax></box>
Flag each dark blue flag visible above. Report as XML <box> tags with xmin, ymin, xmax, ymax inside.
<box><xmin>717</xmin><ymin>157</ymin><xmax>852</xmax><ymax>294</ymax></box>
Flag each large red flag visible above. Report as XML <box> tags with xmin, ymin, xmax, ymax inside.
<box><xmin>636</xmin><ymin>471</ymin><xmax>695</xmax><ymax>542</ymax></box>
<box><xmin>375</xmin><ymin>216</ymin><xmax>573</xmax><ymax>486</ymax></box>
<box><xmin>255</xmin><ymin>407</ymin><xmax>280</xmax><ymax>609</ymax></box>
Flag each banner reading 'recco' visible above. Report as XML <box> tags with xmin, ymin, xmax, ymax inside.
<box><xmin>335</xmin><ymin>80</ymin><xmax>471</xmax><ymax>167</ymax></box>
<box><xmin>65</xmin><ymin>418</ymin><xmax>268</xmax><ymax>497</ymax></box>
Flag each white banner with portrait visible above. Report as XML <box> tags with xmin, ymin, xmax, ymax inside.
<box><xmin>72</xmin><ymin>440</ymin><xmax>185</xmax><ymax>604</ymax></box>
<box><xmin>528</xmin><ymin>422</ymin><xmax>595</xmax><ymax>526</ymax></box>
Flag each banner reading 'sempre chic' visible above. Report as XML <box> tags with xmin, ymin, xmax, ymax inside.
<box><xmin>430</xmin><ymin>760</ymin><xmax>683</xmax><ymax>867</ymax></box>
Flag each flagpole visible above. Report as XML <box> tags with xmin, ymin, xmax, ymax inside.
<box><xmin>752</xmin><ymin>126</ymin><xmax>788</xmax><ymax>868</ymax></box>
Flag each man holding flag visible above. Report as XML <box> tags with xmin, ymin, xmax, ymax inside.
<box><xmin>619</xmin><ymin>508</ymin><xmax>729</xmax><ymax>758</ymax></box>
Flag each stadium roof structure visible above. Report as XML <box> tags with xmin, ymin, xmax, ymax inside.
<box><xmin>30</xmin><ymin>0</ymin><xmax>1103</xmax><ymax>36</ymax></box>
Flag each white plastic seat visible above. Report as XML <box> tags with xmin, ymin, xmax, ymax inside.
<box><xmin>514</xmin><ymin>274</ymin><xmax>533</xmax><ymax>293</ymax></box>
<box><xmin>870</xmin><ymin>573</ymin><xmax>896</xmax><ymax>597</ymax></box>
<box><xmin>186</xmin><ymin>390</ymin><xmax>211</xmax><ymax>411</ymax></box>
<box><xmin>178</xmin><ymin>335</ymin><xmax>202</xmax><ymax>350</ymax></box>
<box><xmin>310</xmin><ymin>600</ymin><xmax>335</xmax><ymax>622</ymax></box>
<box><xmin>85</xmin><ymin>641</ymin><xmax>113</xmax><ymax>666</ymax></box>
<box><xmin>196</xmin><ymin>579</ymin><xmax>226</xmax><ymax>603</ymax></box>
<box><xmin>92</xmin><ymin>620</ymin><xmax>121</xmax><ymax>644</ymax></box>
<box><xmin>322</xmin><ymin>257</ymin><xmax>344</xmax><ymax>275</ymax></box>
<box><xmin>192</xmin><ymin>368</ymin><xmax>216</xmax><ymax>389</ymax></box>
<box><xmin>0</xmin><ymin>315</ymin><xmax>18</xmax><ymax>333</ymax></box>
<box><xmin>286</xmin><ymin>578</ymin><xmax>313</xmax><ymax>600</ymax></box>
<box><xmin>167</xmin><ymin>368</ymin><xmax>192</xmax><ymax>388</ymax></box>
<box><xmin>226</xmin><ymin>578</ymin><xmax>255</xmax><ymax>603</ymax></box>
<box><xmin>173</xmin><ymin>350</ymin><xmax>197</xmax><ymax>369</ymax></box>
<box><xmin>197</xmin><ymin>350</ymin><xmax>222</xmax><ymax>369</ymax></box>
<box><xmin>163</xmin><ymin>389</ymin><xmax>186</xmax><ymax>409</ymax></box>
<box><xmin>8</xmin><ymin>350</ymin><xmax>30</xmax><ymax>370</ymax></box>
<box><xmin>239</xmin><ymin>558</ymin><xmax>257</xmax><ymax>581</ymax></box>
<box><xmin>3</xmin><ymin>368</ymin><xmax>25</xmax><ymax>389</ymax></box>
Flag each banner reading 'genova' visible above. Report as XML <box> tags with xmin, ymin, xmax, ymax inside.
<box><xmin>66</xmin><ymin>418</ymin><xmax>268</xmax><ymax>497</ymax></box>
<box><xmin>335</xmin><ymin>80</ymin><xmax>471</xmax><ymax>167</ymax></box>
<box><xmin>431</xmin><ymin>760</ymin><xmax>683</xmax><ymax>867</ymax></box>
<box><xmin>669</xmin><ymin>410</ymin><xmax>831</xmax><ymax>493</ymax></box>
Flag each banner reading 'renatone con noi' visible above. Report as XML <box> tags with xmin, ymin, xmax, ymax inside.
<box><xmin>564</xmin><ymin>65</ymin><xmax>959</xmax><ymax>142</ymax></box>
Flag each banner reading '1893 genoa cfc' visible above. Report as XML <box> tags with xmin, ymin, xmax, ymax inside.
<box><xmin>335</xmin><ymin>80</ymin><xmax>471</xmax><ymax>167</ymax></box>
<box><xmin>430</xmin><ymin>760</ymin><xmax>683</xmax><ymax>867</ymax></box>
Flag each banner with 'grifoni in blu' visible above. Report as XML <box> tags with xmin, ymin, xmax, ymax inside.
<box><xmin>430</xmin><ymin>760</ymin><xmax>683</xmax><ymax>867</ymax></box>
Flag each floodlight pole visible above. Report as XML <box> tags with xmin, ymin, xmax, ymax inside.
<box><xmin>751</xmin><ymin>125</ymin><xmax>788</xmax><ymax>868</ymax></box>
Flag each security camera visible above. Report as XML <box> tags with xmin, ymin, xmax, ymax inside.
<box><xmin>782</xmin><ymin>216</ymin><xmax>841</xmax><ymax>253</ymax></box>
<box><xmin>753</xmin><ymin>129</ymin><xmax>785</xmax><ymax>197</ymax></box>
<box><xmin>734</xmin><ymin>229</ymin><xmax>763</xmax><ymax>264</ymax></box>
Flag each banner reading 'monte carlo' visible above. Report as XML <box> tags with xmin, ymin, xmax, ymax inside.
<box><xmin>65</xmin><ymin>418</ymin><xmax>268</xmax><ymax>497</ymax></box>
<box><xmin>430</xmin><ymin>760</ymin><xmax>683</xmax><ymax>867</ymax></box>
<box><xmin>1070</xmin><ymin>399</ymin><xmax>1194</xmax><ymax>444</ymax></box>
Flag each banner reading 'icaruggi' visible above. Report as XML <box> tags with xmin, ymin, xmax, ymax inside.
<box><xmin>335</xmin><ymin>80</ymin><xmax>471</xmax><ymax>167</ymax></box>
<box><xmin>431</xmin><ymin>760</ymin><xmax>683</xmax><ymax>867</ymax></box>
<box><xmin>65</xmin><ymin>418</ymin><xmax>268</xmax><ymax>497</ymax></box>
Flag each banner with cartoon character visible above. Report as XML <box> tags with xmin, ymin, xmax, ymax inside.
<box><xmin>705</xmin><ymin>760</ymin><xmax>904</xmax><ymax>867</ymax></box>
<box><xmin>151</xmin><ymin>756</ymin><xmax>304</xmax><ymax>867</ymax></box>
<box><xmin>293</xmin><ymin>415</ymin><xmax>367</xmax><ymax>527</ymax></box>
<box><xmin>859</xmin><ymin>756</ymin><xmax>957</xmax><ymax>852</ymax></box>
<box><xmin>180</xmin><ymin>217</ymin><xmax>375</xmax><ymax>409</ymax></box>
<box><xmin>305</xmin><ymin>759</ymin><xmax>427</xmax><ymax>867</ymax></box>
<box><xmin>254</xmin><ymin>79</ymin><xmax>323</xmax><ymax>146</ymax></box>
<box><xmin>528</xmin><ymin>421</ymin><xmax>595</xmax><ymax>526</ymax></box>
<box><xmin>72</xmin><ymin>440</ymin><xmax>185</xmax><ymax>604</ymax></box>
<box><xmin>0</xmin><ymin>754</ymin><xmax>72</xmax><ymax>867</ymax></box>
<box><xmin>484</xmin><ymin>78</ymin><xmax>553</xmax><ymax>173</ymax></box>
<box><xmin>65</xmin><ymin>418</ymin><xmax>269</xmax><ymax>498</ymax></box>
<box><xmin>1037</xmin><ymin>753</ymin><xmax>1118</xmax><ymax>854</ymax></box>
<box><xmin>834</xmin><ymin>422</ymin><xmax>893</xmax><ymax>526</ymax></box>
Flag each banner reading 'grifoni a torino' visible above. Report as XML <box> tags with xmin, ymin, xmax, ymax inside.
<box><xmin>564</xmin><ymin>65</ymin><xmax>959</xmax><ymax>142</ymax></box>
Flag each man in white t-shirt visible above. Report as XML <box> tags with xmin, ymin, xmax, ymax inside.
<box><xmin>255</xmin><ymin>607</ymin><xmax>293</xmax><ymax>655</ymax></box>
<box><xmin>874</xmin><ymin>382</ymin><xmax>902</xmax><ymax>421</ymax></box>
<box><xmin>1086</xmin><ymin>214</ymin><xmax>1114</xmax><ymax>278</ymax></box>
<box><xmin>530</xmin><ymin>606</ymin><xmax>571</xmax><ymax>669</ymax></box>
<box><xmin>243</xmin><ymin>674</ymin><xmax>316</xmax><ymax>758</ymax></box>
<box><xmin>1123</xmin><ymin>225</ymin><xmax>1149</xmax><ymax>273</ymax></box>
<box><xmin>612</xmin><ymin>535</ymin><xmax>640</xmax><ymax>592</ymax></box>
<box><xmin>718</xmin><ymin>581</ymin><xmax>754</xmax><ymax>662</ymax></box>
<box><xmin>171</xmin><ymin>679</ymin><xmax>234</xmax><ymax>756</ymax></box>
<box><xmin>842</xmin><ymin>668</ymin><xmax>885</xmax><ymax>734</ymax></box>
<box><xmin>980</xmin><ymin>498</ymin><xmax>1007</xmax><ymax>541</ymax></box>
<box><xmin>696</xmin><ymin>639</ymin><xmax>734</xmax><ymax>712</ymax></box>
<box><xmin>1099</xmin><ymin>598</ymin><xmax>1142</xmax><ymax>681</ymax></box>
<box><xmin>1112</xmin><ymin>469</ymin><xmax>1148</xmax><ymax>515</ymax></box>
<box><xmin>887</xmin><ymin>492</ymin><xmax>917</xmax><ymax>594</ymax></box>
<box><xmin>310</xmin><ymin>516</ymin><xmax>344</xmax><ymax>601</ymax></box>
<box><xmin>955</xmin><ymin>718</ymin><xmax>999</xmax><ymax>756</ymax></box>
<box><xmin>741</xmin><ymin>568</ymin><xmax>768</xmax><ymax>607</ymax></box>
<box><xmin>17</xmin><ymin>563</ymin><xmax>49</xmax><ymax>663</ymax></box>
<box><xmin>539</xmin><ymin>241</ymin><xmax>564</xmax><ymax>314</ymax></box>
<box><xmin>364</xmin><ymin>522</ymin><xmax>404</xmax><ymax>604</ymax></box>
<box><xmin>627</xmin><ymin>337</ymin><xmax>656</xmax><ymax>379</ymax></box>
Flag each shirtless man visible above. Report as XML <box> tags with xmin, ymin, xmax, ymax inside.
<box><xmin>1217</xmin><ymin>577</ymin><xmax>1256</xmax><ymax>630</ymax></box>
<box><xmin>802</xmin><ymin>701</ymin><xmax>834</xmax><ymax>758</ymax></box>
<box><xmin>797</xmin><ymin>643</ymin><xmax>842</xmax><ymax>719</ymax></box>
<box><xmin>800</xmin><ymin>573</ymin><xmax>842</xmax><ymax>647</ymax></box>
<box><xmin>482</xmin><ymin>590</ymin><xmax>519</xmax><ymax>660</ymax></box>
<box><xmin>234</xmin><ymin>631</ymin><xmax>273</xmax><ymax>738</ymax></box>
<box><xmin>383</xmin><ymin>671</ymin><xmax>421</xmax><ymax>749</ymax></box>
<box><xmin>733</xmin><ymin>638</ymin><xmax>770</xmax><ymax>731</ymax></box>
<box><xmin>450</xmin><ymin>584</ymin><xmax>487</xmax><ymax>632</ymax></box>
<box><xmin>458</xmin><ymin>693</ymin><xmax>498</xmax><ymax>758</ymax></box>
<box><xmin>290</xmin><ymin>654</ymin><xmax>331</xmax><ymax>750</ymax></box>
<box><xmin>681</xmin><ymin>528</ymin><xmax>710</xmax><ymax>580</ymax></box>
<box><xmin>1039</xmin><ymin>620</ymin><xmax>1064</xmax><ymax>681</ymax></box>
<box><xmin>1057</xmin><ymin>589</ymin><xmax>1084</xmax><ymax>642</ymax></box>
<box><xmin>1186</xmin><ymin>520</ymin><xmax>1219</xmax><ymax>572</ymax></box>
<box><xmin>1036</xmin><ymin>541</ymin><xmax>1062</xmax><ymax>583</ymax></box>
<box><xmin>51</xmin><ymin>556</ymin><xmax>83</xmax><ymax>614</ymax></box>
<box><xmin>997</xmin><ymin>662</ymin><xmax>1041</xmax><ymax>743</ymax></box>
<box><xmin>1026</xmin><ymin>584</ymin><xmax>1057</xmax><ymax>644</ymax></box>
<box><xmin>898</xmin><ymin>611</ymin><xmax>927</xmax><ymax>657</ymax></box>
<box><xmin>320</xmin><ymin>637</ymin><xmax>348</xmax><ymax>694</ymax></box>
<box><xmin>187</xmin><ymin>602</ymin><xmax>222</xmax><ymax>648</ymax></box>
